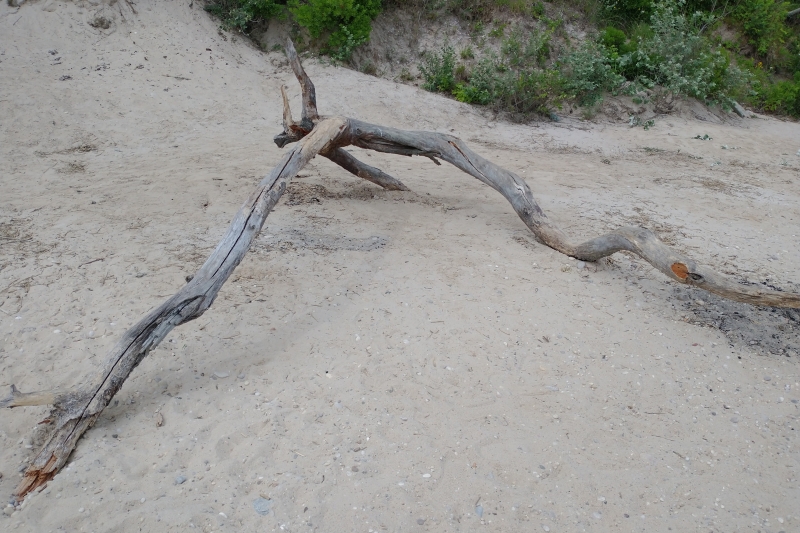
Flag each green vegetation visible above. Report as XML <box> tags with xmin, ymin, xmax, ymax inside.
<box><xmin>204</xmin><ymin>0</ymin><xmax>800</xmax><ymax>119</ymax></box>
<box><xmin>204</xmin><ymin>0</ymin><xmax>381</xmax><ymax>59</ymax></box>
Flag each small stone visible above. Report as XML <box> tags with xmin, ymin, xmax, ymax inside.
<box><xmin>237</xmin><ymin>373</ymin><xmax>246</xmax><ymax>380</ymax></box>
<box><xmin>730</xmin><ymin>416</ymin><xmax>739</xmax><ymax>423</ymax></box>
<box><xmin>576</xmin><ymin>261</ymin><xmax>586</xmax><ymax>270</ymax></box>
<box><xmin>78</xmin><ymin>507</ymin><xmax>84</xmax><ymax>513</ymax></box>
<box><xmin>253</xmin><ymin>497</ymin><xmax>273</xmax><ymax>516</ymax></box>
<box><xmin>3</xmin><ymin>506</ymin><xmax>13</xmax><ymax>517</ymax></box>
<box><xmin>213</xmin><ymin>371</ymin><xmax>229</xmax><ymax>379</ymax></box>
<box><xmin>422</xmin><ymin>473</ymin><xmax>431</xmax><ymax>478</ymax></box>
<box><xmin>174</xmin><ymin>475</ymin><xmax>187</xmax><ymax>485</ymax></box>
<box><xmin>475</xmin><ymin>505</ymin><xmax>483</xmax><ymax>517</ymax></box>
<box><xmin>140</xmin><ymin>497</ymin><xmax>146</xmax><ymax>503</ymax></box>
<box><xmin>417</xmin><ymin>518</ymin><xmax>426</xmax><ymax>525</ymax></box>
<box><xmin>542</xmin><ymin>526</ymin><xmax>550</xmax><ymax>532</ymax></box>
<box><xmin>764</xmin><ymin>376</ymin><xmax>771</xmax><ymax>381</ymax></box>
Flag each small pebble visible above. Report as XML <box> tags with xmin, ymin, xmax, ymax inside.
<box><xmin>213</xmin><ymin>371</ymin><xmax>229</xmax><ymax>379</ymax></box>
<box><xmin>475</xmin><ymin>505</ymin><xmax>483</xmax><ymax>517</ymax></box>
<box><xmin>140</xmin><ymin>497</ymin><xmax>146</xmax><ymax>503</ymax></box>
<box><xmin>174</xmin><ymin>475</ymin><xmax>187</xmax><ymax>485</ymax></box>
<box><xmin>730</xmin><ymin>416</ymin><xmax>739</xmax><ymax>423</ymax></box>
<box><xmin>422</xmin><ymin>473</ymin><xmax>431</xmax><ymax>478</ymax></box>
<box><xmin>764</xmin><ymin>376</ymin><xmax>771</xmax><ymax>381</ymax></box>
<box><xmin>417</xmin><ymin>518</ymin><xmax>426</xmax><ymax>525</ymax></box>
<box><xmin>237</xmin><ymin>373</ymin><xmax>246</xmax><ymax>380</ymax></box>
<box><xmin>3</xmin><ymin>506</ymin><xmax>13</xmax><ymax>517</ymax></box>
<box><xmin>253</xmin><ymin>497</ymin><xmax>273</xmax><ymax>516</ymax></box>
<box><xmin>78</xmin><ymin>507</ymin><xmax>84</xmax><ymax>513</ymax></box>
<box><xmin>542</xmin><ymin>526</ymin><xmax>550</xmax><ymax>532</ymax></box>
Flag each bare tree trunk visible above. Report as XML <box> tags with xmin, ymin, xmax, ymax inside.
<box><xmin>3</xmin><ymin>39</ymin><xmax>798</xmax><ymax>503</ymax></box>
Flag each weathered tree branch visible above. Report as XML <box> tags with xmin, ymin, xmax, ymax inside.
<box><xmin>324</xmin><ymin>147</ymin><xmax>409</xmax><ymax>191</ymax></box>
<box><xmin>7</xmin><ymin>117</ymin><xmax>349</xmax><ymax>501</ymax></box>
<box><xmin>5</xmin><ymin>38</ymin><xmax>798</xmax><ymax>503</ymax></box>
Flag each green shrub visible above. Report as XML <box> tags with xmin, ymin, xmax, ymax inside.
<box><xmin>600</xmin><ymin>26</ymin><xmax>626</xmax><ymax>50</ymax></box>
<box><xmin>492</xmin><ymin>68</ymin><xmax>565</xmax><ymax>118</ymax></box>
<box><xmin>501</xmin><ymin>29</ymin><xmax>550</xmax><ymax>68</ymax></box>
<box><xmin>205</xmin><ymin>0</ymin><xmax>286</xmax><ymax>32</ymax></box>
<box><xmin>562</xmin><ymin>41</ymin><xmax>625</xmax><ymax>106</ymax></box>
<box><xmin>459</xmin><ymin>57</ymin><xmax>498</xmax><ymax>101</ymax></box>
<box><xmin>601</xmin><ymin>0</ymin><xmax>655</xmax><ymax>26</ymax></box>
<box><xmin>620</xmin><ymin>0</ymin><xmax>748</xmax><ymax>105</ymax></box>
<box><xmin>760</xmin><ymin>74</ymin><xmax>800</xmax><ymax>116</ymax></box>
<box><xmin>205</xmin><ymin>0</ymin><xmax>380</xmax><ymax>59</ymax></box>
<box><xmin>419</xmin><ymin>45</ymin><xmax>457</xmax><ymax>93</ymax></box>
<box><xmin>289</xmin><ymin>0</ymin><xmax>382</xmax><ymax>58</ymax></box>
<box><xmin>732</xmin><ymin>0</ymin><xmax>790</xmax><ymax>60</ymax></box>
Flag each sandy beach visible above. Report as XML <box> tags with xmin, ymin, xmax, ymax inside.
<box><xmin>1</xmin><ymin>1</ymin><xmax>799</xmax><ymax>531</ymax></box>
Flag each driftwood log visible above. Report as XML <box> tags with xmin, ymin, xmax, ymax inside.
<box><xmin>3</xmin><ymin>39</ymin><xmax>799</xmax><ymax>503</ymax></box>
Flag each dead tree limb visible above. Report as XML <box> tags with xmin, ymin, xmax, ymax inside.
<box><xmin>5</xmin><ymin>38</ymin><xmax>799</xmax><ymax>503</ymax></box>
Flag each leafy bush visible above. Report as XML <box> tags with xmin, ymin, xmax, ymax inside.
<box><xmin>420</xmin><ymin>31</ymin><xmax>565</xmax><ymax>119</ymax></box>
<box><xmin>492</xmin><ymin>68</ymin><xmax>565</xmax><ymax>117</ymax></box>
<box><xmin>419</xmin><ymin>45</ymin><xmax>457</xmax><ymax>92</ymax></box>
<box><xmin>289</xmin><ymin>0</ymin><xmax>382</xmax><ymax>57</ymax></box>
<box><xmin>501</xmin><ymin>29</ymin><xmax>550</xmax><ymax>68</ymax></box>
<box><xmin>621</xmin><ymin>0</ymin><xmax>748</xmax><ymax>105</ymax></box>
<box><xmin>205</xmin><ymin>0</ymin><xmax>286</xmax><ymax>32</ymax></box>
<box><xmin>601</xmin><ymin>0</ymin><xmax>655</xmax><ymax>26</ymax></box>
<box><xmin>760</xmin><ymin>74</ymin><xmax>800</xmax><ymax>116</ymax></box>
<box><xmin>732</xmin><ymin>0</ymin><xmax>790</xmax><ymax>60</ymax></box>
<box><xmin>205</xmin><ymin>0</ymin><xmax>380</xmax><ymax>59</ymax></box>
<box><xmin>561</xmin><ymin>41</ymin><xmax>625</xmax><ymax>105</ymax></box>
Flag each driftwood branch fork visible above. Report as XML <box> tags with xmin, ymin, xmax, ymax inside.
<box><xmin>4</xmin><ymin>38</ymin><xmax>799</xmax><ymax>503</ymax></box>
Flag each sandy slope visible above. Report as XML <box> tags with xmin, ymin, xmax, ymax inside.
<box><xmin>1</xmin><ymin>1</ymin><xmax>799</xmax><ymax>532</ymax></box>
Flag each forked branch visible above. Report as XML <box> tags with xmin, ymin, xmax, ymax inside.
<box><xmin>5</xmin><ymin>38</ymin><xmax>798</xmax><ymax>504</ymax></box>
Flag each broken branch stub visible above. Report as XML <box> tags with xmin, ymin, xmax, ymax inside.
<box><xmin>5</xmin><ymin>37</ymin><xmax>799</xmax><ymax>503</ymax></box>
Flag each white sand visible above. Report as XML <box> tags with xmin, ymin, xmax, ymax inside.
<box><xmin>1</xmin><ymin>1</ymin><xmax>799</xmax><ymax>531</ymax></box>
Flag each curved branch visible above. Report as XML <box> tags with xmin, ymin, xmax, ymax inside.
<box><xmin>345</xmin><ymin>119</ymin><xmax>800</xmax><ymax>308</ymax></box>
<box><xmin>285</xmin><ymin>38</ymin><xmax>318</xmax><ymax>123</ymax></box>
<box><xmin>324</xmin><ymin>148</ymin><xmax>410</xmax><ymax>191</ymax></box>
